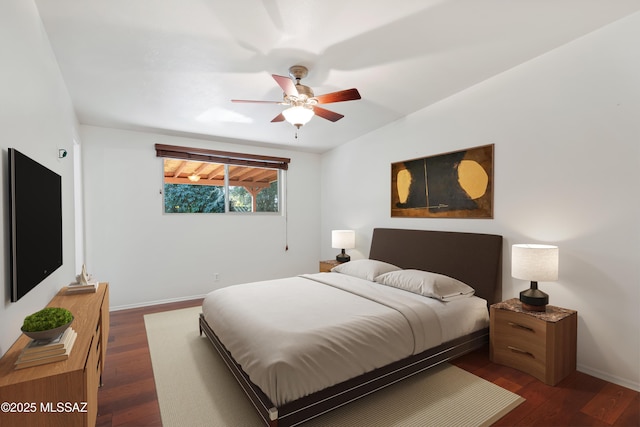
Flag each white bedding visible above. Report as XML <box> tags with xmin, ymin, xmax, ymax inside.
<box><xmin>202</xmin><ymin>272</ymin><xmax>489</xmax><ymax>406</ymax></box>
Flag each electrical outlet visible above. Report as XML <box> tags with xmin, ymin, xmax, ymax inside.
<box><xmin>214</xmin><ymin>273</ymin><xmax>219</xmax><ymax>282</ymax></box>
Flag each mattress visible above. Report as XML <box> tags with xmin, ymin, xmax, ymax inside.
<box><xmin>202</xmin><ymin>272</ymin><xmax>489</xmax><ymax>406</ymax></box>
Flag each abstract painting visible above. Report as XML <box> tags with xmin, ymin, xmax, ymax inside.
<box><xmin>391</xmin><ymin>144</ymin><xmax>494</xmax><ymax>218</ymax></box>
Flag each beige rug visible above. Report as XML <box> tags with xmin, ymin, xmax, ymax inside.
<box><xmin>145</xmin><ymin>306</ymin><xmax>524</xmax><ymax>427</ymax></box>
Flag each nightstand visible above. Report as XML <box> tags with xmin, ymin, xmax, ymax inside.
<box><xmin>319</xmin><ymin>259</ymin><xmax>344</xmax><ymax>272</ymax></box>
<box><xmin>490</xmin><ymin>298</ymin><xmax>577</xmax><ymax>386</ymax></box>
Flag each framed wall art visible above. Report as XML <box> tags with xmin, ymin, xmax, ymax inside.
<box><xmin>391</xmin><ymin>144</ymin><xmax>494</xmax><ymax>218</ymax></box>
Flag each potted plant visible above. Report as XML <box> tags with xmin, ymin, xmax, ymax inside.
<box><xmin>21</xmin><ymin>307</ymin><xmax>74</xmax><ymax>341</ymax></box>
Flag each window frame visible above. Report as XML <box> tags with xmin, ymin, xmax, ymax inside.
<box><xmin>156</xmin><ymin>144</ymin><xmax>288</xmax><ymax>215</ymax></box>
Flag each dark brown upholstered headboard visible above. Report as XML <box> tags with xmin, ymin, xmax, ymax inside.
<box><xmin>369</xmin><ymin>228</ymin><xmax>502</xmax><ymax>305</ymax></box>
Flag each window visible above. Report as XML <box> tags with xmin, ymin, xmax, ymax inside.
<box><xmin>155</xmin><ymin>144</ymin><xmax>289</xmax><ymax>214</ymax></box>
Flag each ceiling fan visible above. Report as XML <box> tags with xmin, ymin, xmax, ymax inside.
<box><xmin>232</xmin><ymin>65</ymin><xmax>361</xmax><ymax>130</ymax></box>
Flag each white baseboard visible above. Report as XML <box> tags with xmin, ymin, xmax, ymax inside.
<box><xmin>110</xmin><ymin>294</ymin><xmax>207</xmax><ymax>312</ymax></box>
<box><xmin>578</xmin><ymin>364</ymin><xmax>640</xmax><ymax>392</ymax></box>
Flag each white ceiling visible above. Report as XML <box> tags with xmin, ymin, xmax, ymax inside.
<box><xmin>34</xmin><ymin>0</ymin><xmax>640</xmax><ymax>153</ymax></box>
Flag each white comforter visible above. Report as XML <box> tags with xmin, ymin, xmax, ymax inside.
<box><xmin>202</xmin><ymin>272</ymin><xmax>488</xmax><ymax>406</ymax></box>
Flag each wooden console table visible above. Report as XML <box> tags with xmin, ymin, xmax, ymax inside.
<box><xmin>0</xmin><ymin>283</ymin><xmax>109</xmax><ymax>427</ymax></box>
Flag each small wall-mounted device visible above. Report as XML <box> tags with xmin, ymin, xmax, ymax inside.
<box><xmin>58</xmin><ymin>148</ymin><xmax>68</xmax><ymax>159</ymax></box>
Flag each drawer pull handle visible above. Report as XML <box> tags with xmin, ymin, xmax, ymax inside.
<box><xmin>508</xmin><ymin>322</ymin><xmax>534</xmax><ymax>332</ymax></box>
<box><xmin>508</xmin><ymin>346</ymin><xmax>535</xmax><ymax>358</ymax></box>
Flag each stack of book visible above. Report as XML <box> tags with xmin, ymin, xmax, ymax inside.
<box><xmin>14</xmin><ymin>328</ymin><xmax>78</xmax><ymax>369</ymax></box>
<box><xmin>66</xmin><ymin>281</ymin><xmax>99</xmax><ymax>294</ymax></box>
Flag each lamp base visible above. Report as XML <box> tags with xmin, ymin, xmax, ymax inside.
<box><xmin>519</xmin><ymin>283</ymin><xmax>548</xmax><ymax>312</ymax></box>
<box><xmin>336</xmin><ymin>253</ymin><xmax>350</xmax><ymax>262</ymax></box>
<box><xmin>336</xmin><ymin>254</ymin><xmax>351</xmax><ymax>262</ymax></box>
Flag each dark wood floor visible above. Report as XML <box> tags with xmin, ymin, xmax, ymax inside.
<box><xmin>97</xmin><ymin>299</ymin><xmax>639</xmax><ymax>427</ymax></box>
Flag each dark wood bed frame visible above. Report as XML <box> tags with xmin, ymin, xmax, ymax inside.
<box><xmin>199</xmin><ymin>228</ymin><xmax>503</xmax><ymax>426</ymax></box>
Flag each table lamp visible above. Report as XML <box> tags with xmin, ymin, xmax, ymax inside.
<box><xmin>512</xmin><ymin>244</ymin><xmax>559</xmax><ymax>312</ymax></box>
<box><xmin>332</xmin><ymin>230</ymin><xmax>355</xmax><ymax>262</ymax></box>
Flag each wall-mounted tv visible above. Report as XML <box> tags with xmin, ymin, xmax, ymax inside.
<box><xmin>9</xmin><ymin>148</ymin><xmax>63</xmax><ymax>302</ymax></box>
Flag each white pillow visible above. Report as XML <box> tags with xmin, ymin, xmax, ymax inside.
<box><xmin>374</xmin><ymin>269</ymin><xmax>475</xmax><ymax>301</ymax></box>
<box><xmin>331</xmin><ymin>259</ymin><xmax>401</xmax><ymax>281</ymax></box>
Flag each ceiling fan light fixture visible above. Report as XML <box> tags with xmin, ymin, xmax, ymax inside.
<box><xmin>282</xmin><ymin>105</ymin><xmax>314</xmax><ymax>129</ymax></box>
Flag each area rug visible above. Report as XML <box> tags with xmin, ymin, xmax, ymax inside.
<box><xmin>145</xmin><ymin>306</ymin><xmax>524</xmax><ymax>427</ymax></box>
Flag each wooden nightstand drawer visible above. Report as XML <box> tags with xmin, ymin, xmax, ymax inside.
<box><xmin>490</xmin><ymin>298</ymin><xmax>577</xmax><ymax>386</ymax></box>
<box><xmin>492</xmin><ymin>310</ymin><xmax>547</xmax><ymax>379</ymax></box>
<box><xmin>493</xmin><ymin>309</ymin><xmax>547</xmax><ymax>340</ymax></box>
<box><xmin>492</xmin><ymin>310</ymin><xmax>547</xmax><ymax>353</ymax></box>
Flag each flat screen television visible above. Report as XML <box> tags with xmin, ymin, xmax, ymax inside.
<box><xmin>9</xmin><ymin>148</ymin><xmax>63</xmax><ymax>302</ymax></box>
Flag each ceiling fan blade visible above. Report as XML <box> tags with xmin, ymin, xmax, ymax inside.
<box><xmin>313</xmin><ymin>106</ymin><xmax>344</xmax><ymax>122</ymax></box>
<box><xmin>314</xmin><ymin>88</ymin><xmax>361</xmax><ymax>104</ymax></box>
<box><xmin>272</xmin><ymin>74</ymin><xmax>298</xmax><ymax>97</ymax></box>
<box><xmin>231</xmin><ymin>99</ymin><xmax>282</xmax><ymax>104</ymax></box>
<box><xmin>271</xmin><ymin>113</ymin><xmax>285</xmax><ymax>123</ymax></box>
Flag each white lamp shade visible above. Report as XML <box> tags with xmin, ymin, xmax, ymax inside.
<box><xmin>332</xmin><ymin>230</ymin><xmax>355</xmax><ymax>249</ymax></box>
<box><xmin>282</xmin><ymin>105</ymin><xmax>314</xmax><ymax>127</ymax></box>
<box><xmin>512</xmin><ymin>244</ymin><xmax>559</xmax><ymax>282</ymax></box>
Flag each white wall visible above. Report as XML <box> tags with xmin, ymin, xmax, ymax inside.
<box><xmin>80</xmin><ymin>126</ymin><xmax>321</xmax><ymax>309</ymax></box>
<box><xmin>321</xmin><ymin>13</ymin><xmax>640</xmax><ymax>390</ymax></box>
<box><xmin>0</xmin><ymin>0</ymin><xmax>79</xmax><ymax>355</ymax></box>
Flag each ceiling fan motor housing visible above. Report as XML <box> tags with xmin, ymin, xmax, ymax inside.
<box><xmin>294</xmin><ymin>84</ymin><xmax>314</xmax><ymax>99</ymax></box>
<box><xmin>287</xmin><ymin>65</ymin><xmax>315</xmax><ymax>101</ymax></box>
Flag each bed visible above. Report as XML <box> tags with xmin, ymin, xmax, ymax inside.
<box><xmin>199</xmin><ymin>228</ymin><xmax>502</xmax><ymax>426</ymax></box>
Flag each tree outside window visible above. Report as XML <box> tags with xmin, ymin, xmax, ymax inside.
<box><xmin>162</xmin><ymin>159</ymin><xmax>280</xmax><ymax>214</ymax></box>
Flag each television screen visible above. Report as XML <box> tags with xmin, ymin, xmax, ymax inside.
<box><xmin>9</xmin><ymin>148</ymin><xmax>63</xmax><ymax>302</ymax></box>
